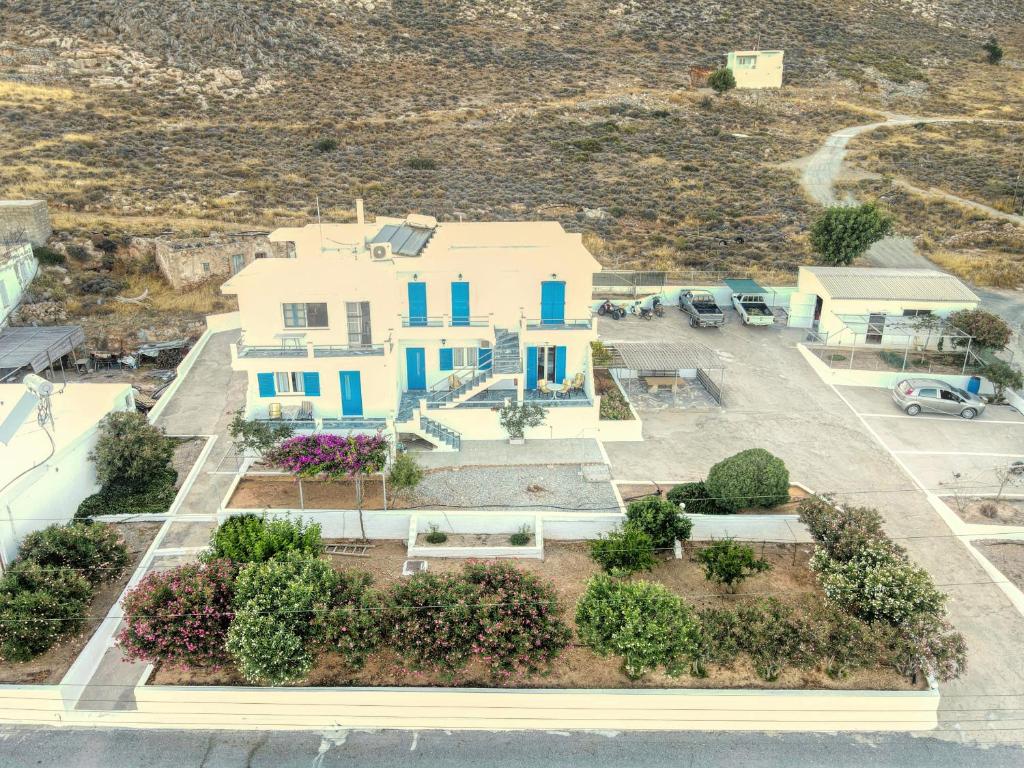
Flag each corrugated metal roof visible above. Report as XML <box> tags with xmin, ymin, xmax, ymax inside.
<box><xmin>613</xmin><ymin>341</ymin><xmax>724</xmax><ymax>371</ymax></box>
<box><xmin>0</xmin><ymin>325</ymin><xmax>85</xmax><ymax>373</ymax></box>
<box><xmin>806</xmin><ymin>267</ymin><xmax>979</xmax><ymax>302</ymax></box>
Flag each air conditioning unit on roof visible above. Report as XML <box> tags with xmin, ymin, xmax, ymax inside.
<box><xmin>370</xmin><ymin>242</ymin><xmax>392</xmax><ymax>260</ymax></box>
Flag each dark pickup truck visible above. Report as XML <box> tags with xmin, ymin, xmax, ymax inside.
<box><xmin>678</xmin><ymin>290</ymin><xmax>725</xmax><ymax>328</ymax></box>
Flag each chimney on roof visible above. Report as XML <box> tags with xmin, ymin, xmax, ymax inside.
<box><xmin>355</xmin><ymin>198</ymin><xmax>365</xmax><ymax>225</ymax></box>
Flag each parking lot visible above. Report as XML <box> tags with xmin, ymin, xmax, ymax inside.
<box><xmin>833</xmin><ymin>385</ymin><xmax>1024</xmax><ymax>497</ymax></box>
<box><xmin>598</xmin><ymin>298</ymin><xmax>1024</xmax><ymax>726</ymax></box>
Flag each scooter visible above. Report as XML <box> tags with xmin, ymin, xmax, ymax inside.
<box><xmin>631</xmin><ymin>302</ymin><xmax>654</xmax><ymax>321</ymax></box>
<box><xmin>597</xmin><ymin>299</ymin><xmax>626</xmax><ymax>319</ymax></box>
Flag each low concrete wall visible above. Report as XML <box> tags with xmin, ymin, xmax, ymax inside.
<box><xmin>129</xmin><ymin>683</ymin><xmax>939</xmax><ymax>732</ymax></box>
<box><xmin>148</xmin><ymin>312</ymin><xmax>241</xmax><ymax>424</ymax></box>
<box><xmin>797</xmin><ymin>343</ymin><xmax>996</xmax><ymax>395</ymax></box>
<box><xmin>0</xmin><ymin>685</ymin><xmax>65</xmax><ymax>724</ymax></box>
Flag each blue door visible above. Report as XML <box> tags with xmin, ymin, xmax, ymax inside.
<box><xmin>450</xmin><ymin>282</ymin><xmax>470</xmax><ymax>327</ymax></box>
<box><xmin>554</xmin><ymin>346</ymin><xmax>566</xmax><ymax>384</ymax></box>
<box><xmin>338</xmin><ymin>371</ymin><xmax>363</xmax><ymax>416</ymax></box>
<box><xmin>525</xmin><ymin>346</ymin><xmax>538</xmax><ymax>390</ymax></box>
<box><xmin>406</xmin><ymin>347</ymin><xmax>426</xmax><ymax>390</ymax></box>
<box><xmin>407</xmin><ymin>282</ymin><xmax>427</xmax><ymax>326</ymax></box>
<box><xmin>540</xmin><ymin>281</ymin><xmax>565</xmax><ymax>325</ymax></box>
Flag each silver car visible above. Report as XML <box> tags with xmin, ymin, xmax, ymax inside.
<box><xmin>891</xmin><ymin>378</ymin><xmax>986</xmax><ymax>419</ymax></box>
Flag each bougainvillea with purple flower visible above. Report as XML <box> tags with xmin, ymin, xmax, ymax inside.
<box><xmin>118</xmin><ymin>560</ymin><xmax>237</xmax><ymax>668</ymax></box>
<box><xmin>266</xmin><ymin>432</ymin><xmax>389</xmax><ymax>479</ymax></box>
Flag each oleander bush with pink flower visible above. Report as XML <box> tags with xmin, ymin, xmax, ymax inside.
<box><xmin>118</xmin><ymin>559</ymin><xmax>238</xmax><ymax>668</ymax></box>
<box><xmin>388</xmin><ymin>561</ymin><xmax>570</xmax><ymax>678</ymax></box>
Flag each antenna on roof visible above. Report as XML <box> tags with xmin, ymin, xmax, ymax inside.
<box><xmin>315</xmin><ymin>195</ymin><xmax>324</xmax><ymax>253</ymax></box>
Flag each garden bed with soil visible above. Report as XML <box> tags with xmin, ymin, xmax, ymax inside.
<box><xmin>943</xmin><ymin>497</ymin><xmax>1024</xmax><ymax>527</ymax></box>
<box><xmin>616</xmin><ymin>483</ymin><xmax>810</xmax><ymax>515</ymax></box>
<box><xmin>414</xmin><ymin>532</ymin><xmax>534</xmax><ymax>548</ymax></box>
<box><xmin>0</xmin><ymin>521</ymin><xmax>161</xmax><ymax>684</ymax></box>
<box><xmin>228</xmin><ymin>475</ymin><xmax>405</xmax><ymax>511</ymax></box>
<box><xmin>148</xmin><ymin>540</ymin><xmax>918</xmax><ymax>692</ymax></box>
<box><xmin>595</xmin><ymin>369</ymin><xmax>634</xmax><ymax>421</ymax></box>
<box><xmin>974</xmin><ymin>541</ymin><xmax>1024</xmax><ymax>592</ymax></box>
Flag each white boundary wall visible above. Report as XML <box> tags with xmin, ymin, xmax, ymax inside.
<box><xmin>125</xmin><ymin>682</ymin><xmax>939</xmax><ymax>732</ymax></box>
<box><xmin>408</xmin><ymin>514</ymin><xmax>544</xmax><ymax>559</ymax></box>
<box><xmin>797</xmin><ymin>343</ymin><xmax>997</xmax><ymax>395</ymax></box>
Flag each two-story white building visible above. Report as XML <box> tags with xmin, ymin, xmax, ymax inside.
<box><xmin>222</xmin><ymin>213</ymin><xmax>603</xmax><ymax>450</ymax></box>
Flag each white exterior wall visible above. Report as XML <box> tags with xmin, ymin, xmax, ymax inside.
<box><xmin>0</xmin><ymin>383</ymin><xmax>134</xmax><ymax>567</ymax></box>
<box><xmin>224</xmin><ymin>220</ymin><xmax>602</xmax><ymax>437</ymax></box>
<box><xmin>796</xmin><ymin>270</ymin><xmax>978</xmax><ymax>346</ymax></box>
<box><xmin>0</xmin><ymin>244</ymin><xmax>38</xmax><ymax>327</ymax></box>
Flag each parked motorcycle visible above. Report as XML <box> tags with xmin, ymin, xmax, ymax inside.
<box><xmin>597</xmin><ymin>299</ymin><xmax>626</xmax><ymax>319</ymax></box>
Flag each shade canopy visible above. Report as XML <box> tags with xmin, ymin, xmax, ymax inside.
<box><xmin>612</xmin><ymin>341</ymin><xmax>723</xmax><ymax>371</ymax></box>
<box><xmin>724</xmin><ymin>278</ymin><xmax>767</xmax><ymax>295</ymax></box>
<box><xmin>0</xmin><ymin>325</ymin><xmax>85</xmax><ymax>376</ymax></box>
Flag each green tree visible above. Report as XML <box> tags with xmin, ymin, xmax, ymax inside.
<box><xmin>810</xmin><ymin>203</ymin><xmax>893</xmax><ymax>266</ymax></box>
<box><xmin>625</xmin><ymin>496</ymin><xmax>693</xmax><ymax>548</ymax></box>
<box><xmin>387</xmin><ymin>452</ymin><xmax>424</xmax><ymax>503</ymax></box>
<box><xmin>947</xmin><ymin>309</ymin><xmax>1012</xmax><ymax>351</ymax></box>
<box><xmin>983</xmin><ymin>37</ymin><xmax>1004</xmax><ymax>65</ymax></box>
<box><xmin>695</xmin><ymin>539</ymin><xmax>771</xmax><ymax>592</ymax></box>
<box><xmin>228</xmin><ymin>409</ymin><xmax>293</xmax><ymax>457</ymax></box>
<box><xmin>983</xmin><ymin>360</ymin><xmax>1022</xmax><ymax>402</ymax></box>
<box><xmin>206</xmin><ymin>514</ymin><xmax>322</xmax><ymax>564</ymax></box>
<box><xmin>89</xmin><ymin>412</ymin><xmax>173</xmax><ymax>489</ymax></box>
<box><xmin>498</xmin><ymin>402</ymin><xmax>546</xmax><ymax>440</ymax></box>
<box><xmin>708</xmin><ymin>68</ymin><xmax>736</xmax><ymax>94</ymax></box>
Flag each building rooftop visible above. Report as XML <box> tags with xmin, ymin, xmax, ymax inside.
<box><xmin>0</xmin><ymin>382</ymin><xmax>132</xmax><ymax>493</ymax></box>
<box><xmin>0</xmin><ymin>325</ymin><xmax>85</xmax><ymax>375</ymax></box>
<box><xmin>802</xmin><ymin>266</ymin><xmax>979</xmax><ymax>303</ymax></box>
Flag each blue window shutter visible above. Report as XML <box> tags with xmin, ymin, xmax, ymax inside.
<box><xmin>525</xmin><ymin>346</ymin><xmax>538</xmax><ymax>390</ymax></box>
<box><xmin>555</xmin><ymin>346</ymin><xmax>567</xmax><ymax>384</ymax></box>
<box><xmin>439</xmin><ymin>348</ymin><xmax>454</xmax><ymax>371</ymax></box>
<box><xmin>302</xmin><ymin>372</ymin><xmax>320</xmax><ymax>396</ymax></box>
<box><xmin>257</xmin><ymin>372</ymin><xmax>276</xmax><ymax>398</ymax></box>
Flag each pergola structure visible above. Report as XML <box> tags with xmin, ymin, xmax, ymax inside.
<box><xmin>609</xmin><ymin>341</ymin><xmax>726</xmax><ymax>405</ymax></box>
<box><xmin>809</xmin><ymin>313</ymin><xmax>983</xmax><ymax>374</ymax></box>
<box><xmin>0</xmin><ymin>325</ymin><xmax>86</xmax><ymax>383</ymax></box>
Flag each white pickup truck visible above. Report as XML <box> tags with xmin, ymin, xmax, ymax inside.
<box><xmin>724</xmin><ymin>279</ymin><xmax>776</xmax><ymax>326</ymax></box>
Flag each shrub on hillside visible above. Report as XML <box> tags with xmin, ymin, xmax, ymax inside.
<box><xmin>624</xmin><ymin>497</ymin><xmax>693</xmax><ymax>548</ymax></box>
<box><xmin>708</xmin><ymin>68</ymin><xmax>736</xmax><ymax>94</ymax></box>
<box><xmin>705</xmin><ymin>449</ymin><xmax>790</xmax><ymax>512</ymax></box>
<box><xmin>666</xmin><ymin>481</ymin><xmax>729</xmax><ymax>515</ymax></box>
<box><xmin>90</xmin><ymin>412</ymin><xmax>174</xmax><ymax>489</ymax></box>
<box><xmin>695</xmin><ymin>539</ymin><xmax>771</xmax><ymax>592</ymax></box>
<box><xmin>227</xmin><ymin>553</ymin><xmax>337</xmax><ymax>685</ymax></box>
<box><xmin>118</xmin><ymin>560</ymin><xmax>237</xmax><ymax>668</ymax></box>
<box><xmin>206</xmin><ymin>514</ymin><xmax>322</xmax><ymax>564</ymax></box>
<box><xmin>797</xmin><ymin>496</ymin><xmax>887</xmax><ymax>562</ymax></box>
<box><xmin>19</xmin><ymin>522</ymin><xmax>129</xmax><ymax>586</ymax></box>
<box><xmin>575</xmin><ymin>575</ymin><xmax>699</xmax><ymax>679</ymax></box>
<box><xmin>589</xmin><ymin>525</ymin><xmax>656</xmax><ymax>575</ymax></box>
<box><xmin>811</xmin><ymin>543</ymin><xmax>946</xmax><ymax>625</ymax></box>
<box><xmin>32</xmin><ymin>245</ymin><xmax>65</xmax><ymax>265</ymax></box>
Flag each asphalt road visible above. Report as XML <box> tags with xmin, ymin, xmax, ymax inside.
<box><xmin>0</xmin><ymin>727</ymin><xmax>1022</xmax><ymax>768</ymax></box>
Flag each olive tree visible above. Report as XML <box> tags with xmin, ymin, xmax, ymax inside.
<box><xmin>810</xmin><ymin>203</ymin><xmax>893</xmax><ymax>266</ymax></box>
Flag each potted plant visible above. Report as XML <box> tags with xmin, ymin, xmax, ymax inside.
<box><xmin>498</xmin><ymin>401</ymin><xmax>546</xmax><ymax>445</ymax></box>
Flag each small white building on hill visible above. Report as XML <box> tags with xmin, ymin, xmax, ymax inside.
<box><xmin>0</xmin><ymin>382</ymin><xmax>134</xmax><ymax>567</ymax></box>
<box><xmin>0</xmin><ymin>243</ymin><xmax>38</xmax><ymax>328</ymax></box>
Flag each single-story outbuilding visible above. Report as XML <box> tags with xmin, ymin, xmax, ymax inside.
<box><xmin>788</xmin><ymin>266</ymin><xmax>979</xmax><ymax>346</ymax></box>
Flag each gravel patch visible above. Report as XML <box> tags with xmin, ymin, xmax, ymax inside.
<box><xmin>413</xmin><ymin>465</ymin><xmax>620</xmax><ymax>513</ymax></box>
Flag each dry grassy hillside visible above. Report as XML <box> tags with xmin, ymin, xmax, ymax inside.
<box><xmin>1</xmin><ymin>0</ymin><xmax>1023</xmax><ymax>279</ymax></box>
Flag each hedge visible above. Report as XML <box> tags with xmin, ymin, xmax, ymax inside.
<box><xmin>705</xmin><ymin>448</ymin><xmax>790</xmax><ymax>512</ymax></box>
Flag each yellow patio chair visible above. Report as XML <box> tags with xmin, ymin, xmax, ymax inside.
<box><xmin>537</xmin><ymin>379</ymin><xmax>554</xmax><ymax>398</ymax></box>
<box><xmin>571</xmin><ymin>372</ymin><xmax>585</xmax><ymax>394</ymax></box>
<box><xmin>448</xmin><ymin>373</ymin><xmax>461</xmax><ymax>390</ymax></box>
<box><xmin>267</xmin><ymin>402</ymin><xmax>282</xmax><ymax>420</ymax></box>
<box><xmin>557</xmin><ymin>379</ymin><xmax>572</xmax><ymax>398</ymax></box>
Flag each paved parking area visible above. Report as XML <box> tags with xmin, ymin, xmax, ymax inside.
<box><xmin>835</xmin><ymin>386</ymin><xmax>1024</xmax><ymax>496</ymax></box>
<box><xmin>598</xmin><ymin>305</ymin><xmax>1024</xmax><ymax>742</ymax></box>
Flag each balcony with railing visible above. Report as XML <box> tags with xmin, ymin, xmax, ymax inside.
<box><xmin>313</xmin><ymin>344</ymin><xmax>385</xmax><ymax>358</ymax></box>
<box><xmin>236</xmin><ymin>340</ymin><xmax>385</xmax><ymax>360</ymax></box>
<box><xmin>236</xmin><ymin>343</ymin><xmax>308</xmax><ymax>359</ymax></box>
<box><xmin>398</xmin><ymin>313</ymin><xmax>495</xmax><ymax>338</ymax></box>
<box><xmin>524</xmin><ymin>317</ymin><xmax>593</xmax><ymax>331</ymax></box>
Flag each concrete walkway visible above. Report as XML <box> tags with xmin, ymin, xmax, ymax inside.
<box><xmin>73</xmin><ymin>330</ymin><xmax>245</xmax><ymax>711</ymax></box>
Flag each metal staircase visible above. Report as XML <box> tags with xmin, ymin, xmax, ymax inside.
<box><xmin>493</xmin><ymin>327</ymin><xmax>521</xmax><ymax>373</ymax></box>
<box><xmin>419</xmin><ymin>415</ymin><xmax>461</xmax><ymax>450</ymax></box>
